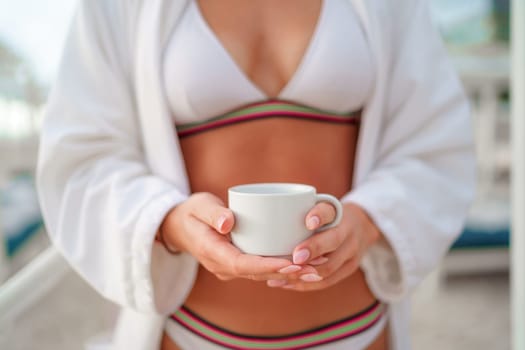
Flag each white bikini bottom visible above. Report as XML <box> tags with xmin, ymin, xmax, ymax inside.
<box><xmin>165</xmin><ymin>301</ymin><xmax>388</xmax><ymax>349</ymax></box>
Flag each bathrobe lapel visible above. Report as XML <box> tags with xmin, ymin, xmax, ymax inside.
<box><xmin>113</xmin><ymin>2</ymin><xmax>192</xmax><ymax>350</ymax></box>
<box><xmin>135</xmin><ymin>0</ymin><xmax>190</xmax><ymax>193</ymax></box>
<box><xmin>349</xmin><ymin>0</ymin><xmax>386</xmax><ymax>185</ymax></box>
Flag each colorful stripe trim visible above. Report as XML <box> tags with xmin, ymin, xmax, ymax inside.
<box><xmin>171</xmin><ymin>301</ymin><xmax>385</xmax><ymax>349</ymax></box>
<box><xmin>176</xmin><ymin>99</ymin><xmax>361</xmax><ymax>138</ymax></box>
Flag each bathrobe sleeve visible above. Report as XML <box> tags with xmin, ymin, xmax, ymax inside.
<box><xmin>341</xmin><ymin>0</ymin><xmax>476</xmax><ymax>302</ymax></box>
<box><xmin>36</xmin><ymin>0</ymin><xmax>197</xmax><ymax>314</ymax></box>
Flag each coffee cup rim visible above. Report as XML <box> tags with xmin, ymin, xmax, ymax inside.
<box><xmin>228</xmin><ymin>183</ymin><xmax>315</xmax><ymax>196</ymax></box>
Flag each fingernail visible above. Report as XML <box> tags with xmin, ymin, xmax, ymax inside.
<box><xmin>307</xmin><ymin>216</ymin><xmax>320</xmax><ymax>230</ymax></box>
<box><xmin>267</xmin><ymin>280</ymin><xmax>288</xmax><ymax>287</ymax></box>
<box><xmin>217</xmin><ymin>215</ymin><xmax>227</xmax><ymax>231</ymax></box>
<box><xmin>309</xmin><ymin>256</ymin><xmax>329</xmax><ymax>266</ymax></box>
<box><xmin>278</xmin><ymin>265</ymin><xmax>302</xmax><ymax>274</ymax></box>
<box><xmin>300</xmin><ymin>273</ymin><xmax>323</xmax><ymax>282</ymax></box>
<box><xmin>293</xmin><ymin>249</ymin><xmax>310</xmax><ymax>264</ymax></box>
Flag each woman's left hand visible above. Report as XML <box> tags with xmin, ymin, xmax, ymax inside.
<box><xmin>267</xmin><ymin>202</ymin><xmax>382</xmax><ymax>291</ymax></box>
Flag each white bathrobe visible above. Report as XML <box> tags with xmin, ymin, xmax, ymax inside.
<box><xmin>36</xmin><ymin>0</ymin><xmax>476</xmax><ymax>349</ymax></box>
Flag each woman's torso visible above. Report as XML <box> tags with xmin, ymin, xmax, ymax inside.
<box><xmin>162</xmin><ymin>0</ymin><xmax>379</xmax><ymax>344</ymax></box>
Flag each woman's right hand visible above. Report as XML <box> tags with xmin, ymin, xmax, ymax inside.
<box><xmin>159</xmin><ymin>192</ymin><xmax>303</xmax><ymax>282</ymax></box>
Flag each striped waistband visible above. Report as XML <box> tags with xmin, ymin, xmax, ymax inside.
<box><xmin>170</xmin><ymin>301</ymin><xmax>386</xmax><ymax>350</ymax></box>
<box><xmin>176</xmin><ymin>100</ymin><xmax>361</xmax><ymax>138</ymax></box>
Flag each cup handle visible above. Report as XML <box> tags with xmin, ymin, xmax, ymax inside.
<box><xmin>313</xmin><ymin>194</ymin><xmax>343</xmax><ymax>232</ymax></box>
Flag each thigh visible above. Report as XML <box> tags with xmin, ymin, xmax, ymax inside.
<box><xmin>366</xmin><ymin>323</ymin><xmax>388</xmax><ymax>350</ymax></box>
<box><xmin>160</xmin><ymin>332</ymin><xmax>181</xmax><ymax>350</ymax></box>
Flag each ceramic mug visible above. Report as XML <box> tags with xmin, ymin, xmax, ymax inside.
<box><xmin>228</xmin><ymin>183</ymin><xmax>343</xmax><ymax>256</ymax></box>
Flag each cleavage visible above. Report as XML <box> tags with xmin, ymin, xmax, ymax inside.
<box><xmin>195</xmin><ymin>0</ymin><xmax>324</xmax><ymax>99</ymax></box>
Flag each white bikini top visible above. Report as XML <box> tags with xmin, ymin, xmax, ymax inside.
<box><xmin>163</xmin><ymin>0</ymin><xmax>374</xmax><ymax>127</ymax></box>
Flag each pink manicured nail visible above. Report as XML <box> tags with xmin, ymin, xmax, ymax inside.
<box><xmin>300</xmin><ymin>273</ymin><xmax>323</xmax><ymax>282</ymax></box>
<box><xmin>267</xmin><ymin>280</ymin><xmax>288</xmax><ymax>287</ymax></box>
<box><xmin>278</xmin><ymin>265</ymin><xmax>302</xmax><ymax>274</ymax></box>
<box><xmin>309</xmin><ymin>256</ymin><xmax>329</xmax><ymax>266</ymax></box>
<box><xmin>217</xmin><ymin>215</ymin><xmax>227</xmax><ymax>231</ymax></box>
<box><xmin>307</xmin><ymin>216</ymin><xmax>320</xmax><ymax>230</ymax></box>
<box><xmin>293</xmin><ymin>249</ymin><xmax>310</xmax><ymax>264</ymax></box>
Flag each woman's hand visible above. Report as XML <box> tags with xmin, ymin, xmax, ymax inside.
<box><xmin>266</xmin><ymin>202</ymin><xmax>382</xmax><ymax>291</ymax></box>
<box><xmin>160</xmin><ymin>192</ymin><xmax>300</xmax><ymax>282</ymax></box>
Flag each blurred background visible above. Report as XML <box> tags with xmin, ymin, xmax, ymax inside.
<box><xmin>0</xmin><ymin>0</ymin><xmax>517</xmax><ymax>349</ymax></box>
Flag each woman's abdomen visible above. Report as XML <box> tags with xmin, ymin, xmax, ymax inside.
<box><xmin>179</xmin><ymin>117</ymin><xmax>376</xmax><ymax>334</ymax></box>
<box><xmin>180</xmin><ymin>117</ymin><xmax>357</xmax><ymax>199</ymax></box>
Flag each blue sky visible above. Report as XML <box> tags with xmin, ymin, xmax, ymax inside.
<box><xmin>0</xmin><ymin>0</ymin><xmax>78</xmax><ymax>85</ymax></box>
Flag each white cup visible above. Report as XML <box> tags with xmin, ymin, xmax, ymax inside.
<box><xmin>228</xmin><ymin>183</ymin><xmax>343</xmax><ymax>256</ymax></box>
